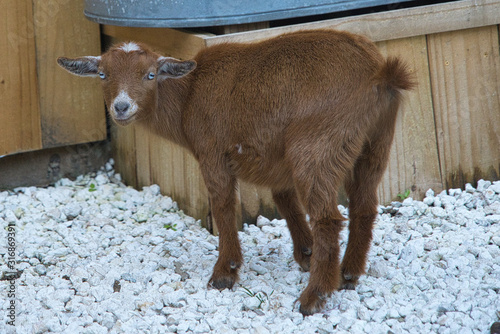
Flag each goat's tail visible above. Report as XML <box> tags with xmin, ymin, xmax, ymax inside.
<box><xmin>373</xmin><ymin>56</ymin><xmax>416</xmax><ymax>95</ymax></box>
<box><xmin>370</xmin><ymin>57</ymin><xmax>415</xmax><ymax>132</ymax></box>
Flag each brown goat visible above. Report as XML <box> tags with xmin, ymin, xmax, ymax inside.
<box><xmin>57</xmin><ymin>29</ymin><xmax>414</xmax><ymax>315</ymax></box>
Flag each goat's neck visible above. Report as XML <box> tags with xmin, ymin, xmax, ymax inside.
<box><xmin>144</xmin><ymin>77</ymin><xmax>191</xmax><ymax>148</ymax></box>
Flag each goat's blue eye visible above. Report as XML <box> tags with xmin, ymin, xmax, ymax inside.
<box><xmin>147</xmin><ymin>72</ymin><xmax>155</xmax><ymax>80</ymax></box>
<box><xmin>98</xmin><ymin>72</ymin><xmax>106</xmax><ymax>79</ymax></box>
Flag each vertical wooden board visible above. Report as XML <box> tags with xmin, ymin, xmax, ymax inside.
<box><xmin>33</xmin><ymin>0</ymin><xmax>106</xmax><ymax>148</ymax></box>
<box><xmin>239</xmin><ymin>182</ymin><xmax>262</xmax><ymax>224</ymax></box>
<box><xmin>182</xmin><ymin>149</ymin><xmax>209</xmax><ymax>220</ymax></box>
<box><xmin>0</xmin><ymin>0</ymin><xmax>42</xmax><ymax>156</ymax></box>
<box><xmin>239</xmin><ymin>182</ymin><xmax>279</xmax><ymax>224</ymax></box>
<box><xmin>134</xmin><ymin>124</ymin><xmax>151</xmax><ymax>188</ymax></box>
<box><xmin>148</xmin><ymin>132</ymin><xmax>173</xmax><ymax>198</ymax></box>
<box><xmin>376</xmin><ymin>36</ymin><xmax>443</xmax><ymax>203</ymax></box>
<box><xmin>171</xmin><ymin>145</ymin><xmax>187</xmax><ymax>202</ymax></box>
<box><xmin>111</xmin><ymin>124</ymin><xmax>138</xmax><ymax>188</ymax></box>
<box><xmin>428</xmin><ymin>26</ymin><xmax>500</xmax><ymax>188</ymax></box>
<box><xmin>148</xmin><ymin>133</ymin><xmax>208</xmax><ymax>220</ymax></box>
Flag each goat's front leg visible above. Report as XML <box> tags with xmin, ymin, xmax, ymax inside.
<box><xmin>201</xmin><ymin>164</ymin><xmax>242</xmax><ymax>290</ymax></box>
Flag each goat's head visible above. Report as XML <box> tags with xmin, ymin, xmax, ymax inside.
<box><xmin>57</xmin><ymin>42</ymin><xmax>196</xmax><ymax>126</ymax></box>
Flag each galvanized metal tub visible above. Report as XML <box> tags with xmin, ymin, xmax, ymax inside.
<box><xmin>84</xmin><ymin>0</ymin><xmax>413</xmax><ymax>28</ymax></box>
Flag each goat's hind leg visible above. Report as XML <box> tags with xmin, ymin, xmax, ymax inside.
<box><xmin>298</xmin><ymin>205</ymin><xmax>345</xmax><ymax>315</ymax></box>
<box><xmin>340</xmin><ymin>116</ymin><xmax>398</xmax><ymax>290</ymax></box>
<box><xmin>287</xmin><ymin>122</ymin><xmax>366</xmax><ymax>315</ymax></box>
<box><xmin>294</xmin><ymin>178</ymin><xmax>347</xmax><ymax>315</ymax></box>
<box><xmin>272</xmin><ymin>189</ymin><xmax>313</xmax><ymax>271</ymax></box>
<box><xmin>340</xmin><ymin>169</ymin><xmax>379</xmax><ymax>290</ymax></box>
<box><xmin>291</xmin><ymin>154</ymin><xmax>359</xmax><ymax>314</ymax></box>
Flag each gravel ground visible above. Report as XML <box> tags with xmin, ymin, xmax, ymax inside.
<box><xmin>1</xmin><ymin>160</ymin><xmax>499</xmax><ymax>333</ymax></box>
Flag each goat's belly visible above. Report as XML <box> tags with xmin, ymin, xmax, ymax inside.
<box><xmin>228</xmin><ymin>145</ymin><xmax>292</xmax><ymax>189</ymax></box>
<box><xmin>237</xmin><ymin>164</ymin><xmax>293</xmax><ymax>189</ymax></box>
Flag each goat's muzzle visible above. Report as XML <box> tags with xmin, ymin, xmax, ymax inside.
<box><xmin>110</xmin><ymin>90</ymin><xmax>138</xmax><ymax>125</ymax></box>
<box><xmin>114</xmin><ymin>101</ymin><xmax>130</xmax><ymax>116</ymax></box>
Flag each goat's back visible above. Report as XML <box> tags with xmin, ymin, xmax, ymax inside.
<box><xmin>181</xmin><ymin>30</ymin><xmax>412</xmax><ymax>187</ymax></box>
<box><xmin>191</xmin><ymin>30</ymin><xmax>384</xmax><ymax>116</ymax></box>
<box><xmin>186</xmin><ymin>30</ymin><xmax>392</xmax><ymax>132</ymax></box>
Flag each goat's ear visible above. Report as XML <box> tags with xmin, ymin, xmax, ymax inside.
<box><xmin>157</xmin><ymin>57</ymin><xmax>196</xmax><ymax>80</ymax></box>
<box><xmin>57</xmin><ymin>56</ymin><xmax>101</xmax><ymax>77</ymax></box>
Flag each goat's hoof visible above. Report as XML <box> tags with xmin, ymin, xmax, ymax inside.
<box><xmin>207</xmin><ymin>273</ymin><xmax>237</xmax><ymax>290</ymax></box>
<box><xmin>298</xmin><ymin>287</ymin><xmax>330</xmax><ymax>316</ymax></box>
<box><xmin>208</xmin><ymin>261</ymin><xmax>241</xmax><ymax>290</ymax></box>
<box><xmin>491</xmin><ymin>322</ymin><xmax>500</xmax><ymax>334</ymax></box>
<box><xmin>295</xmin><ymin>247</ymin><xmax>312</xmax><ymax>272</ymax></box>
<box><xmin>340</xmin><ymin>272</ymin><xmax>360</xmax><ymax>290</ymax></box>
<box><xmin>302</xmin><ymin>247</ymin><xmax>312</xmax><ymax>256</ymax></box>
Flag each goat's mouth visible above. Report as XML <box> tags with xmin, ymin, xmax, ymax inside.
<box><xmin>112</xmin><ymin>114</ymin><xmax>136</xmax><ymax>126</ymax></box>
<box><xmin>109</xmin><ymin>104</ymin><xmax>139</xmax><ymax>126</ymax></box>
<box><xmin>109</xmin><ymin>108</ymin><xmax>138</xmax><ymax>126</ymax></box>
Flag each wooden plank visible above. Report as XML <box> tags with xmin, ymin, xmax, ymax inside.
<box><xmin>134</xmin><ymin>124</ymin><xmax>151</xmax><ymax>189</ymax></box>
<box><xmin>239</xmin><ymin>182</ymin><xmax>279</xmax><ymax>224</ymax></box>
<box><xmin>111</xmin><ymin>123</ymin><xmax>138</xmax><ymax>188</ymax></box>
<box><xmin>428</xmin><ymin>26</ymin><xmax>500</xmax><ymax>188</ymax></box>
<box><xmin>148</xmin><ymin>132</ymin><xmax>173</xmax><ymax>199</ymax></box>
<box><xmin>147</xmin><ymin>132</ymin><xmax>209</xmax><ymax>221</ymax></box>
<box><xmin>205</xmin><ymin>0</ymin><xmax>500</xmax><ymax>46</ymax></box>
<box><xmin>33</xmin><ymin>0</ymin><xmax>106</xmax><ymax>148</ymax></box>
<box><xmin>0</xmin><ymin>141</ymin><xmax>110</xmax><ymax>190</ymax></box>
<box><xmin>0</xmin><ymin>0</ymin><xmax>42</xmax><ymax>156</ymax></box>
<box><xmin>211</xmin><ymin>22</ymin><xmax>270</xmax><ymax>35</ymax></box>
<box><xmin>376</xmin><ymin>36</ymin><xmax>443</xmax><ymax>203</ymax></box>
<box><xmin>182</xmin><ymin>149</ymin><xmax>210</xmax><ymax>219</ymax></box>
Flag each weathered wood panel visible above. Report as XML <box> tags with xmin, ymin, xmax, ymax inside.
<box><xmin>33</xmin><ymin>0</ymin><xmax>106</xmax><ymax>148</ymax></box>
<box><xmin>134</xmin><ymin>124</ymin><xmax>152</xmax><ymax>189</ymax></box>
<box><xmin>428</xmin><ymin>26</ymin><xmax>500</xmax><ymax>188</ymax></box>
<box><xmin>0</xmin><ymin>0</ymin><xmax>42</xmax><ymax>156</ymax></box>
<box><xmin>210</xmin><ymin>22</ymin><xmax>270</xmax><ymax>35</ymax></box>
<box><xmin>147</xmin><ymin>132</ymin><xmax>209</xmax><ymax>218</ymax></box>
<box><xmin>204</xmin><ymin>0</ymin><xmax>500</xmax><ymax>46</ymax></box>
<box><xmin>239</xmin><ymin>182</ymin><xmax>279</xmax><ymax>224</ymax></box>
<box><xmin>376</xmin><ymin>36</ymin><xmax>443</xmax><ymax>201</ymax></box>
<box><xmin>111</xmin><ymin>124</ymin><xmax>138</xmax><ymax>188</ymax></box>
<box><xmin>0</xmin><ymin>141</ymin><xmax>110</xmax><ymax>190</ymax></box>
<box><xmin>182</xmin><ymin>149</ymin><xmax>210</xmax><ymax>218</ymax></box>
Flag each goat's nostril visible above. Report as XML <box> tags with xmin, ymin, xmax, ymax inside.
<box><xmin>114</xmin><ymin>101</ymin><xmax>130</xmax><ymax>114</ymax></box>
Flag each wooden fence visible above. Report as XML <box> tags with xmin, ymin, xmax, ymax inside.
<box><xmin>0</xmin><ymin>0</ymin><xmax>106</xmax><ymax>157</ymax></box>
<box><xmin>103</xmin><ymin>0</ymin><xmax>500</xmax><ymax>231</ymax></box>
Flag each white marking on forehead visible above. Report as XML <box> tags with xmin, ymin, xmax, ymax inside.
<box><xmin>119</xmin><ymin>42</ymin><xmax>142</xmax><ymax>53</ymax></box>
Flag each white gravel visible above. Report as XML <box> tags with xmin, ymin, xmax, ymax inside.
<box><xmin>1</xmin><ymin>160</ymin><xmax>499</xmax><ymax>333</ymax></box>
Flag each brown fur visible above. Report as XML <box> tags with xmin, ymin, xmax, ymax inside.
<box><xmin>57</xmin><ymin>30</ymin><xmax>414</xmax><ymax>315</ymax></box>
